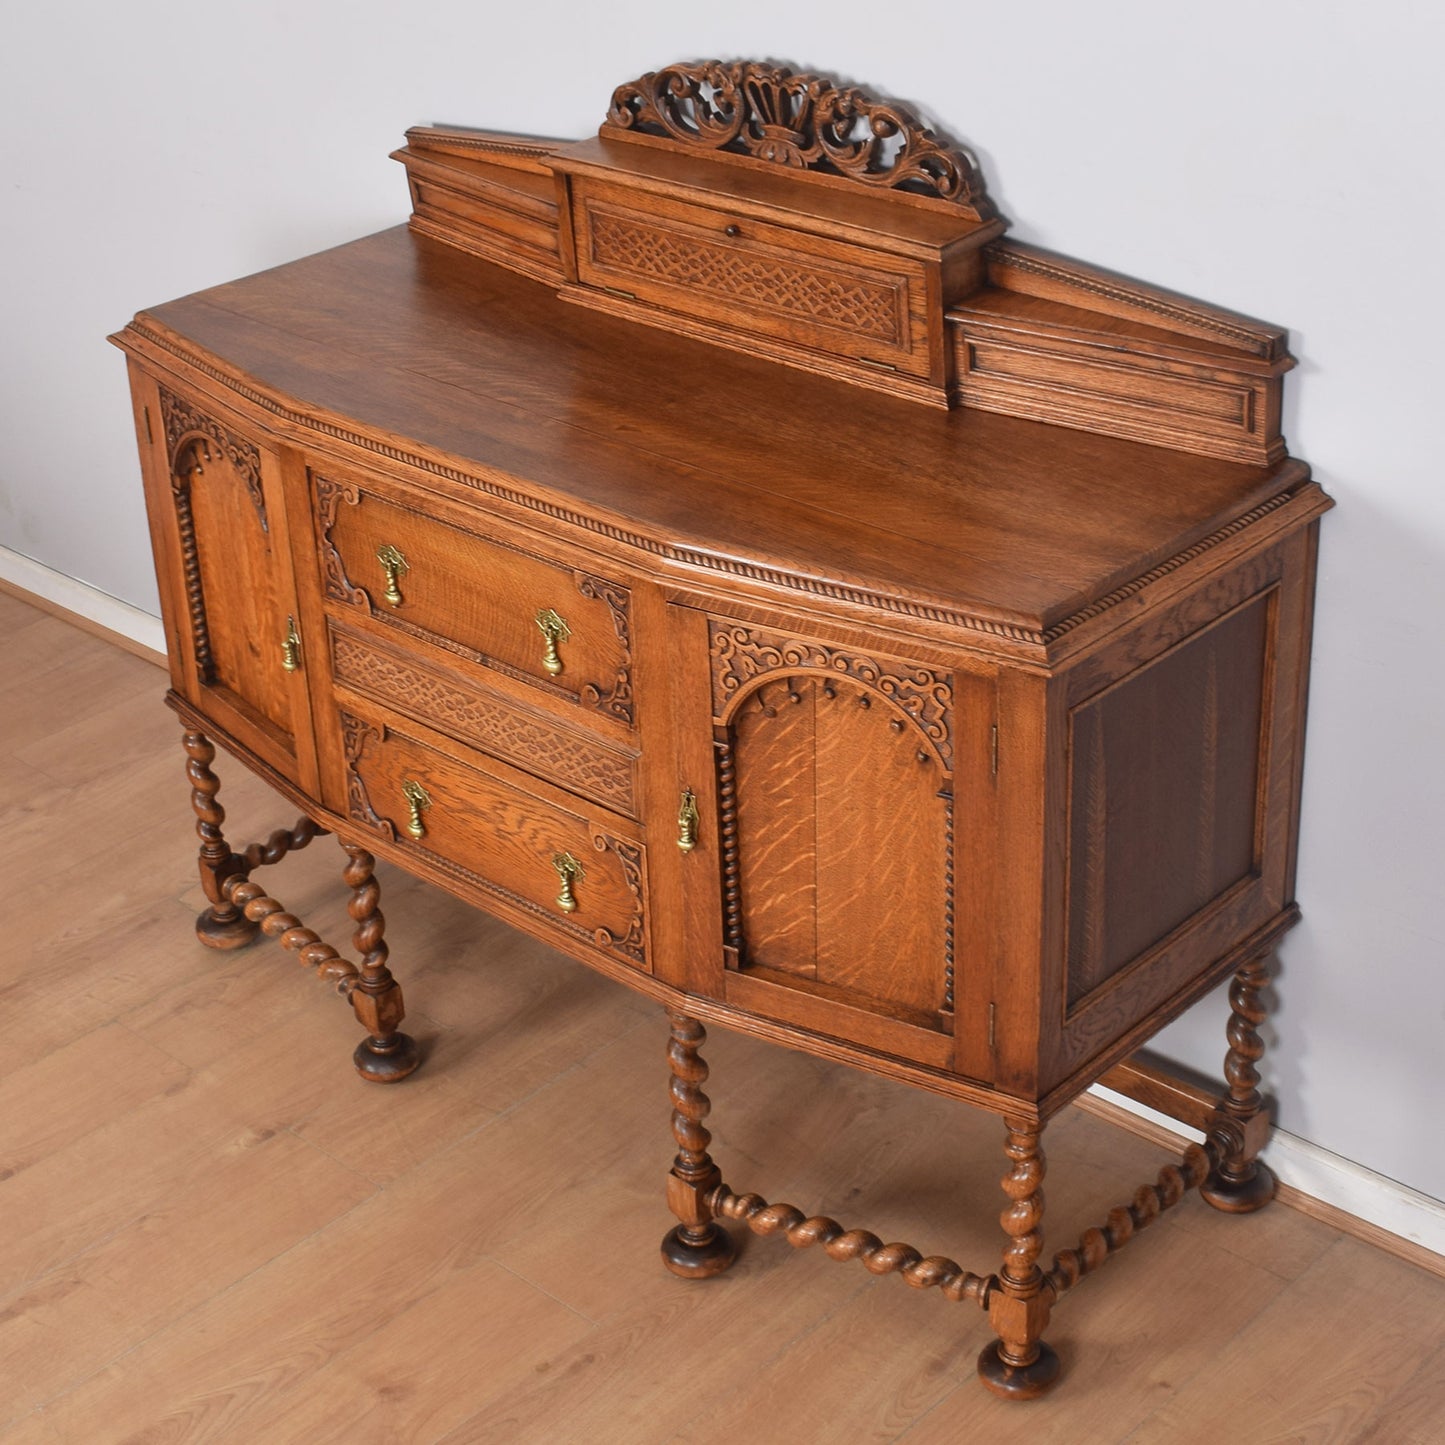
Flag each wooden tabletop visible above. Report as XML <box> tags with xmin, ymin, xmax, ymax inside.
<box><xmin>138</xmin><ymin>226</ymin><xmax>1313</xmax><ymax>634</ymax></box>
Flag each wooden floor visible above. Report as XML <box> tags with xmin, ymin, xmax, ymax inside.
<box><xmin>3</xmin><ymin>590</ymin><xmax>1443</xmax><ymax>1445</ymax></box>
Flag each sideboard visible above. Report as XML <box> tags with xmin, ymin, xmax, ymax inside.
<box><xmin>112</xmin><ymin>60</ymin><xmax>1332</xmax><ymax>1400</ymax></box>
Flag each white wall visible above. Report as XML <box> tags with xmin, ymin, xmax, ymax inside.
<box><xmin>6</xmin><ymin>2</ymin><xmax>1443</xmax><ymax>1201</ymax></box>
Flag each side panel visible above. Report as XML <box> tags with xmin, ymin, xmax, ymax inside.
<box><xmin>1039</xmin><ymin>535</ymin><xmax>1313</xmax><ymax>1093</ymax></box>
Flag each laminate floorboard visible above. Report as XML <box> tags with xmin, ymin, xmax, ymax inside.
<box><xmin>2</xmin><ymin>598</ymin><xmax>1441</xmax><ymax>1444</ymax></box>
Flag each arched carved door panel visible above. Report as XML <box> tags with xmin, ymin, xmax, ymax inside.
<box><xmin>708</xmin><ymin>620</ymin><xmax>960</xmax><ymax>1053</ymax></box>
<box><xmin>153</xmin><ymin>383</ymin><xmax>314</xmax><ymax>785</ymax></box>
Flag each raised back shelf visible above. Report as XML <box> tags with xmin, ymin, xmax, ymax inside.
<box><xmin>392</xmin><ymin>60</ymin><xmax>1292</xmax><ymax>459</ymax></box>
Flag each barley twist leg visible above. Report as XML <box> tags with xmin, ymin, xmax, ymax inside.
<box><xmin>343</xmin><ymin>843</ymin><xmax>420</xmax><ymax>1083</ymax></box>
<box><xmin>977</xmin><ymin>1119</ymin><xmax>1060</xmax><ymax>1400</ymax></box>
<box><xmin>1201</xmin><ymin>948</ymin><xmax>1277</xmax><ymax>1212</ymax></box>
<box><xmin>660</xmin><ymin>1010</ymin><xmax>736</xmax><ymax>1279</ymax></box>
<box><xmin>182</xmin><ymin>728</ymin><xmax>259</xmax><ymax>950</ymax></box>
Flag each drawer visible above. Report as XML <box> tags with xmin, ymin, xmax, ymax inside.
<box><xmin>571</xmin><ymin>179</ymin><xmax>932</xmax><ymax>378</ymax></box>
<box><xmin>340</xmin><ymin>704</ymin><xmax>648</xmax><ymax>970</ymax></box>
<box><xmin>327</xmin><ymin>620</ymin><xmax>638</xmax><ymax>815</ymax></box>
<box><xmin>314</xmin><ymin>472</ymin><xmax>634</xmax><ymax>725</ymax></box>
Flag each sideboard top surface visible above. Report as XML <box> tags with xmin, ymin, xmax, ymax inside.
<box><xmin>128</xmin><ymin>225</ymin><xmax>1314</xmax><ymax>638</ymax></box>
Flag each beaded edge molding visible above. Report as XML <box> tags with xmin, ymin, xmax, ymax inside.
<box><xmin>123</xmin><ymin>321</ymin><xmax>1311</xmax><ymax>653</ymax></box>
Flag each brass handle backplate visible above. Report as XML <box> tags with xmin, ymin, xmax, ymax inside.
<box><xmin>401</xmin><ymin>778</ymin><xmax>432</xmax><ymax>840</ymax></box>
<box><xmin>551</xmin><ymin>850</ymin><xmax>585</xmax><ymax>913</ymax></box>
<box><xmin>281</xmin><ymin>615</ymin><xmax>302</xmax><ymax>672</ymax></box>
<box><xmin>535</xmin><ymin>608</ymin><xmax>571</xmax><ymax>676</ymax></box>
<box><xmin>677</xmin><ymin>788</ymin><xmax>699</xmax><ymax>853</ymax></box>
<box><xmin>376</xmin><ymin>543</ymin><xmax>410</xmax><ymax>608</ymax></box>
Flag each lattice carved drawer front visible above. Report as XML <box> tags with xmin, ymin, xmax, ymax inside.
<box><xmin>328</xmin><ymin>621</ymin><xmax>638</xmax><ymax>816</ymax></box>
<box><xmin>315</xmin><ymin>473</ymin><xmax>634</xmax><ymax>726</ymax></box>
<box><xmin>341</xmin><ymin>706</ymin><xmax>648</xmax><ymax>970</ymax></box>
<box><xmin>572</xmin><ymin>180</ymin><xmax>931</xmax><ymax>378</ymax></box>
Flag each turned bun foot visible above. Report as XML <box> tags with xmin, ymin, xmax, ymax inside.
<box><xmin>195</xmin><ymin>906</ymin><xmax>260</xmax><ymax>951</ymax></box>
<box><xmin>661</xmin><ymin>1223</ymin><xmax>737</xmax><ymax>1279</ymax></box>
<box><xmin>977</xmin><ymin>1339</ymin><xmax>1061</xmax><ymax>1400</ymax></box>
<box><xmin>1201</xmin><ymin>1159</ymin><xmax>1277</xmax><ymax>1214</ymax></box>
<box><xmin>353</xmin><ymin>1032</ymin><xmax>421</xmax><ymax>1083</ymax></box>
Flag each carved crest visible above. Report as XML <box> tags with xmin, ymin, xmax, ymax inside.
<box><xmin>607</xmin><ymin>61</ymin><xmax>991</xmax><ymax>215</ymax></box>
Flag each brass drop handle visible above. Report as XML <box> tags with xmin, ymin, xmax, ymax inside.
<box><xmin>376</xmin><ymin>543</ymin><xmax>410</xmax><ymax>608</ymax></box>
<box><xmin>400</xmin><ymin>778</ymin><xmax>431</xmax><ymax>840</ymax></box>
<box><xmin>677</xmin><ymin>788</ymin><xmax>700</xmax><ymax>853</ymax></box>
<box><xmin>552</xmin><ymin>851</ymin><xmax>585</xmax><ymax>913</ymax></box>
<box><xmin>280</xmin><ymin>615</ymin><xmax>302</xmax><ymax>672</ymax></box>
<box><xmin>535</xmin><ymin>608</ymin><xmax>571</xmax><ymax>676</ymax></box>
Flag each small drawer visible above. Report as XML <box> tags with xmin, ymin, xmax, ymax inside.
<box><xmin>571</xmin><ymin>179</ymin><xmax>931</xmax><ymax>378</ymax></box>
<box><xmin>315</xmin><ymin>473</ymin><xmax>634</xmax><ymax>726</ymax></box>
<box><xmin>340</xmin><ymin>705</ymin><xmax>648</xmax><ymax>970</ymax></box>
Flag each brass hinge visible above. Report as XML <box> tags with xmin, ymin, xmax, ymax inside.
<box><xmin>990</xmin><ymin>724</ymin><xmax>999</xmax><ymax>778</ymax></box>
<box><xmin>602</xmin><ymin>286</ymin><xmax>636</xmax><ymax>301</ymax></box>
<box><xmin>143</xmin><ymin>406</ymin><xmax>153</xmax><ymax>445</ymax></box>
<box><xmin>856</xmin><ymin>357</ymin><xmax>898</xmax><ymax>372</ymax></box>
<box><xmin>988</xmin><ymin>1002</ymin><xmax>997</xmax><ymax>1053</ymax></box>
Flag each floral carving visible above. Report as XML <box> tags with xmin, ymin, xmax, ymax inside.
<box><xmin>607</xmin><ymin>61</ymin><xmax>991</xmax><ymax>214</ymax></box>
<box><xmin>709</xmin><ymin>621</ymin><xmax>953</xmax><ymax>768</ymax></box>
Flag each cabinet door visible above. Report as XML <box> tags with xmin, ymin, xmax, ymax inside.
<box><xmin>686</xmin><ymin>609</ymin><xmax>994</xmax><ymax>1080</ymax></box>
<box><xmin>131</xmin><ymin>367</ymin><xmax>318</xmax><ymax>791</ymax></box>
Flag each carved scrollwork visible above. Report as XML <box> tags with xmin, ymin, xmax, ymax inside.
<box><xmin>574</xmin><ymin>572</ymin><xmax>636</xmax><ymax>724</ymax></box>
<box><xmin>709</xmin><ymin>620</ymin><xmax>953</xmax><ymax>768</ymax></box>
<box><xmin>590</xmin><ymin>831</ymin><xmax>648</xmax><ymax>964</ymax></box>
<box><xmin>340</xmin><ymin>711</ymin><xmax>395</xmax><ymax>840</ymax></box>
<box><xmin>314</xmin><ymin>475</ymin><xmax>368</xmax><ymax>608</ymax></box>
<box><xmin>607</xmin><ymin>61</ymin><xmax>991</xmax><ymax>213</ymax></box>
<box><xmin>159</xmin><ymin>387</ymin><xmax>267</xmax><ymax>531</ymax></box>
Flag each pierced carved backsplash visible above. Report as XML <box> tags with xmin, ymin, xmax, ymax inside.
<box><xmin>606</xmin><ymin>60</ymin><xmax>991</xmax><ymax>215</ymax></box>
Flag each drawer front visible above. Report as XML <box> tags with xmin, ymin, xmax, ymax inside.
<box><xmin>315</xmin><ymin>473</ymin><xmax>634</xmax><ymax>726</ymax></box>
<box><xmin>327</xmin><ymin>620</ymin><xmax>638</xmax><ymax>815</ymax></box>
<box><xmin>572</xmin><ymin>180</ymin><xmax>931</xmax><ymax>377</ymax></box>
<box><xmin>340</xmin><ymin>705</ymin><xmax>648</xmax><ymax>970</ymax></box>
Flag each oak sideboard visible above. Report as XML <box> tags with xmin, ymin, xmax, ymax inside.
<box><xmin>113</xmin><ymin>61</ymin><xmax>1332</xmax><ymax>1399</ymax></box>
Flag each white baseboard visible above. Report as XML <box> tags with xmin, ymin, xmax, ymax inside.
<box><xmin>1089</xmin><ymin>1083</ymin><xmax>1445</xmax><ymax>1261</ymax></box>
<box><xmin>0</xmin><ymin>545</ymin><xmax>166</xmax><ymax>656</ymax></box>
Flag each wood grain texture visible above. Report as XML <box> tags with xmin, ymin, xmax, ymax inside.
<box><xmin>113</xmin><ymin>230</ymin><xmax>1325</xmax><ymax>659</ymax></box>
<box><xmin>328</xmin><ymin>620</ymin><xmax>638</xmax><ymax>813</ymax></box>
<box><xmin>316</xmin><ymin>467</ymin><xmax>634</xmax><ymax>722</ymax></box>
<box><xmin>340</xmin><ymin>701</ymin><xmax>648</xmax><ymax>968</ymax></box>
<box><xmin>5</xmin><ymin>599</ymin><xmax>1439</xmax><ymax>1444</ymax></box>
<box><xmin>102</xmin><ymin>75</ymin><xmax>1338</xmax><ymax>1406</ymax></box>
